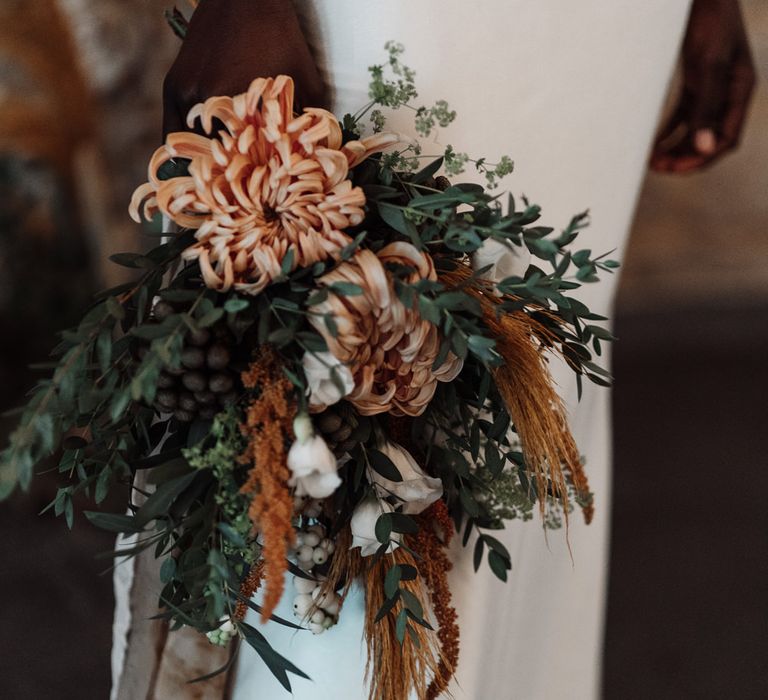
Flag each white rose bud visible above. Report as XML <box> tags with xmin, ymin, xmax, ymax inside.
<box><xmin>287</xmin><ymin>415</ymin><xmax>342</xmax><ymax>499</ymax></box>
<box><xmin>369</xmin><ymin>442</ymin><xmax>443</xmax><ymax>515</ymax></box>
<box><xmin>302</xmin><ymin>351</ymin><xmax>355</xmax><ymax>409</ymax></box>
<box><xmin>350</xmin><ymin>497</ymin><xmax>401</xmax><ymax>557</ymax></box>
<box><xmin>472</xmin><ymin>238</ymin><xmax>531</xmax><ymax>290</ymax></box>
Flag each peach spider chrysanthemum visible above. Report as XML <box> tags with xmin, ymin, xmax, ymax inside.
<box><xmin>309</xmin><ymin>242</ymin><xmax>463</xmax><ymax>417</ymax></box>
<box><xmin>129</xmin><ymin>75</ymin><xmax>398</xmax><ymax>294</ymax></box>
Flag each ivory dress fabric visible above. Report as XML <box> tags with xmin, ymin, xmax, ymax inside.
<box><xmin>230</xmin><ymin>2</ymin><xmax>693</xmax><ymax>699</ymax></box>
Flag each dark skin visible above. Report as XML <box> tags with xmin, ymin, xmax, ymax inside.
<box><xmin>651</xmin><ymin>0</ymin><xmax>756</xmax><ymax>173</ymax></box>
<box><xmin>163</xmin><ymin>0</ymin><xmax>755</xmax><ymax>174</ymax></box>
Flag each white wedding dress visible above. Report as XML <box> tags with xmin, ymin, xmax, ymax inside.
<box><xmin>230</xmin><ymin>2</ymin><xmax>693</xmax><ymax>699</ymax></box>
<box><xmin>110</xmin><ymin>2</ymin><xmax>692</xmax><ymax>699</ymax></box>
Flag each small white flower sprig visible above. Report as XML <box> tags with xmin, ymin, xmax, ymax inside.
<box><xmin>345</xmin><ymin>41</ymin><xmax>515</xmax><ymax>188</ymax></box>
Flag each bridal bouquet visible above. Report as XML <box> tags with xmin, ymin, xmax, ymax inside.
<box><xmin>0</xmin><ymin>43</ymin><xmax>616</xmax><ymax>699</ymax></box>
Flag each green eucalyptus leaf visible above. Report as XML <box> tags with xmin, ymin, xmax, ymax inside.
<box><xmin>374</xmin><ymin>591</ymin><xmax>400</xmax><ymax>622</ymax></box>
<box><xmin>329</xmin><ymin>282</ymin><xmax>364</xmax><ymax>296</ymax></box>
<box><xmin>410</xmin><ymin>157</ymin><xmax>443</xmax><ymax>184</ymax></box>
<box><xmin>134</xmin><ymin>471</ymin><xmax>198</xmax><ymax>527</ymax></box>
<box><xmin>488</xmin><ymin>549</ymin><xmax>511</xmax><ymax>582</ymax></box>
<box><xmin>367</xmin><ymin>448</ymin><xmax>402</xmax><ymax>482</ymax></box>
<box><xmin>375</xmin><ymin>513</ymin><xmax>392</xmax><ymax>544</ymax></box>
<box><xmin>109</xmin><ymin>252</ymin><xmax>155</xmax><ymax>269</ymax></box>
<box><xmin>384</xmin><ymin>565</ymin><xmax>401</xmax><ymax>599</ymax></box>
<box><xmin>160</xmin><ymin>557</ymin><xmax>177</xmax><ymax>584</ymax></box>
<box><xmin>388</xmin><ymin>512</ymin><xmax>418</xmax><ymax>535</ymax></box>
<box><xmin>239</xmin><ymin>622</ymin><xmax>310</xmax><ymax>691</ymax></box>
<box><xmin>96</xmin><ymin>329</ymin><xmax>112</xmax><ymax>374</ymax></box>
<box><xmin>481</xmin><ymin>534</ymin><xmax>511</xmax><ymax>562</ymax></box>
<box><xmin>84</xmin><ymin>511</ymin><xmax>142</xmax><ymax>533</ymax></box>
<box><xmin>473</xmin><ymin>536</ymin><xmax>484</xmax><ymax>572</ymax></box>
<box><xmin>378</xmin><ymin>202</ymin><xmax>421</xmax><ymax>248</ymax></box>
<box><xmin>395</xmin><ymin>608</ymin><xmax>408</xmax><ymax>644</ymax></box>
<box><xmin>224</xmin><ymin>298</ymin><xmax>249</xmax><ymax>313</ymax></box>
<box><xmin>400</xmin><ymin>589</ymin><xmax>424</xmax><ymax>620</ymax></box>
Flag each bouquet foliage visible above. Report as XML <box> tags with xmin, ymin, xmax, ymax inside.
<box><xmin>0</xmin><ymin>43</ymin><xmax>616</xmax><ymax>699</ymax></box>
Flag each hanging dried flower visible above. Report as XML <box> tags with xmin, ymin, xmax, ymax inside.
<box><xmin>129</xmin><ymin>76</ymin><xmax>398</xmax><ymax>294</ymax></box>
<box><xmin>310</xmin><ymin>242</ymin><xmax>463</xmax><ymax>417</ymax></box>
<box><xmin>239</xmin><ymin>348</ymin><xmax>297</xmax><ymax>621</ymax></box>
<box><xmin>415</xmin><ymin>501</ymin><xmax>460</xmax><ymax>700</ymax></box>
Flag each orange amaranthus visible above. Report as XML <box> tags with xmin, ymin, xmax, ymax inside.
<box><xmin>238</xmin><ymin>348</ymin><xmax>296</xmax><ymax>621</ymax></box>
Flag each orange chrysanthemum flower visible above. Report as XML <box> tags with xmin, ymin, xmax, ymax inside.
<box><xmin>310</xmin><ymin>242</ymin><xmax>463</xmax><ymax>417</ymax></box>
<box><xmin>129</xmin><ymin>75</ymin><xmax>397</xmax><ymax>294</ymax></box>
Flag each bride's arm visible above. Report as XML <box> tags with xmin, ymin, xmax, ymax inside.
<box><xmin>162</xmin><ymin>0</ymin><xmax>328</xmax><ymax>136</ymax></box>
<box><xmin>650</xmin><ymin>0</ymin><xmax>755</xmax><ymax>173</ymax></box>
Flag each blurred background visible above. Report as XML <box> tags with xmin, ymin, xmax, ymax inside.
<box><xmin>0</xmin><ymin>1</ymin><xmax>765</xmax><ymax>698</ymax></box>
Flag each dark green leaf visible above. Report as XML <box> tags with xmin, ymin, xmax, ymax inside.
<box><xmin>134</xmin><ymin>471</ymin><xmax>198</xmax><ymax>527</ymax></box>
<box><xmin>481</xmin><ymin>534</ymin><xmax>511</xmax><ymax>562</ymax></box>
<box><xmin>159</xmin><ymin>289</ymin><xmax>200</xmax><ymax>303</ymax></box>
<box><xmin>460</xmin><ymin>488</ymin><xmax>480</xmax><ymax>518</ymax></box>
<box><xmin>95</xmin><ymin>466</ymin><xmax>111</xmax><ymax>504</ymax></box>
<box><xmin>218</xmin><ymin>523</ymin><xmax>247</xmax><ymax>549</ymax></box>
<box><xmin>488</xmin><ymin>549</ymin><xmax>510</xmax><ymax>582</ymax></box>
<box><xmin>410</xmin><ymin>157</ymin><xmax>443</xmax><ymax>184</ymax></box>
<box><xmin>239</xmin><ymin>622</ymin><xmax>310</xmax><ymax>691</ymax></box>
<box><xmin>368</xmin><ymin>448</ymin><xmax>402</xmax><ymax>482</ymax></box>
<box><xmin>484</xmin><ymin>440</ymin><xmax>503</xmax><ymax>477</ymax></box>
<box><xmin>109</xmin><ymin>252</ymin><xmax>155</xmax><ymax>269</ymax></box>
<box><xmin>378</xmin><ymin>202</ymin><xmax>421</xmax><ymax>248</ymax></box>
<box><xmin>84</xmin><ymin>511</ymin><xmax>141</xmax><ymax>533</ymax></box>
<box><xmin>96</xmin><ymin>329</ymin><xmax>112</xmax><ymax>374</ymax></box>
<box><xmin>395</xmin><ymin>608</ymin><xmax>408</xmax><ymax>644</ymax></box>
<box><xmin>306</xmin><ymin>289</ymin><xmax>329</xmax><ymax>306</ymax></box>
<box><xmin>224</xmin><ymin>298</ymin><xmax>249</xmax><ymax>313</ymax></box>
<box><xmin>374</xmin><ymin>591</ymin><xmax>400</xmax><ymax>622</ymax></box>
<box><xmin>400</xmin><ymin>589</ymin><xmax>423</xmax><ymax>620</ymax></box>
<box><xmin>375</xmin><ymin>513</ymin><xmax>392</xmax><ymax>544</ymax></box>
<box><xmin>388</xmin><ymin>512</ymin><xmax>419</xmax><ymax>535</ymax></box>
<box><xmin>473</xmin><ymin>536</ymin><xmax>484</xmax><ymax>572</ymax></box>
<box><xmin>329</xmin><ymin>282</ymin><xmax>364</xmax><ymax>296</ymax></box>
<box><xmin>105</xmin><ymin>296</ymin><xmax>125</xmax><ymax>320</ymax></box>
<box><xmin>160</xmin><ymin>557</ymin><xmax>177</xmax><ymax>584</ymax></box>
<box><xmin>384</xmin><ymin>565</ymin><xmax>401</xmax><ymax>599</ymax></box>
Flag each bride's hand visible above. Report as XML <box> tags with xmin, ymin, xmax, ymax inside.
<box><xmin>162</xmin><ymin>0</ymin><xmax>327</xmax><ymax>137</ymax></box>
<box><xmin>650</xmin><ymin>0</ymin><xmax>755</xmax><ymax>173</ymax></box>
